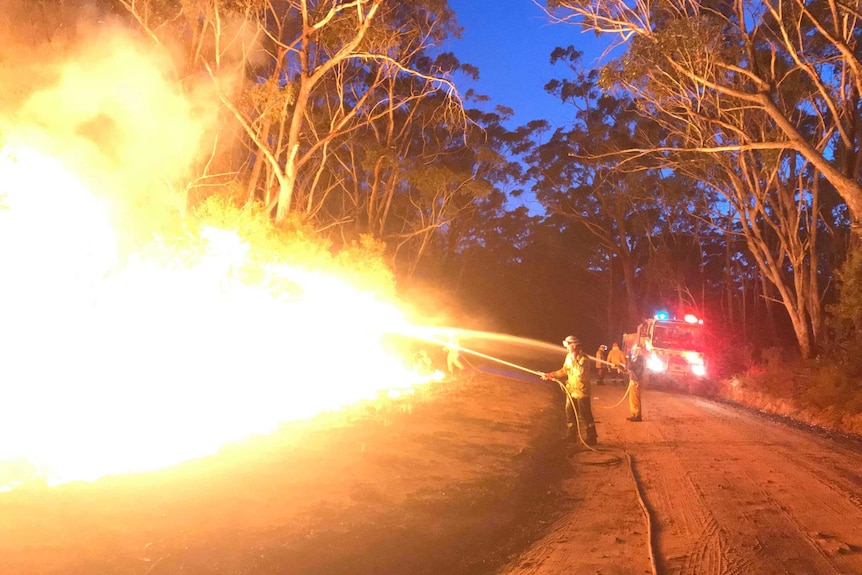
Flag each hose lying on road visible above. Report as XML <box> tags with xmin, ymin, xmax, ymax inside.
<box><xmin>626</xmin><ymin>452</ymin><xmax>660</xmax><ymax>575</ymax></box>
<box><xmin>454</xmin><ymin>344</ymin><xmax>659</xmax><ymax>574</ymax></box>
<box><xmin>595</xmin><ymin>382</ymin><xmax>633</xmax><ymax>409</ymax></box>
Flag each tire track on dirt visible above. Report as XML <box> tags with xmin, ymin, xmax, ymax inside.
<box><xmin>631</xmin><ymin>426</ymin><xmax>749</xmax><ymax>575</ymax></box>
<box><xmin>726</xmin><ymin>428</ymin><xmax>862</xmax><ymax>573</ymax></box>
<box><xmin>634</xmin><ymin>391</ymin><xmax>862</xmax><ymax>574</ymax></box>
<box><xmin>689</xmin><ymin>402</ymin><xmax>862</xmax><ymax>573</ymax></box>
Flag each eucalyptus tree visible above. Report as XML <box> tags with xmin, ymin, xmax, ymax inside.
<box><xmin>700</xmin><ymin>147</ymin><xmax>824</xmax><ymax>356</ymax></box>
<box><xmin>386</xmin><ymin>101</ymin><xmax>529</xmax><ymax>280</ymax></box>
<box><xmin>526</xmin><ymin>48</ymin><xmax>671</xmax><ymax>328</ymax></box>
<box><xmin>649</xmin><ymin>84</ymin><xmax>830</xmax><ymax>356</ymax></box>
<box><xmin>319</xmin><ymin>75</ymin><xmax>508</xmax><ymax>279</ymax></box>
<box><xmin>545</xmin><ymin>0</ymin><xmax>853</xmax><ymax>356</ymax></box>
<box><xmin>250</xmin><ymin>0</ymin><xmax>469</xmax><ymax>227</ymax></box>
<box><xmin>636</xmin><ymin>173</ymin><xmax>726</xmax><ymax>315</ymax></box>
<box><xmin>118</xmin><ymin>0</ymin><xmax>466</xmax><ymax>227</ymax></box>
<box><xmin>546</xmin><ymin>0</ymin><xmax>862</xmax><ymax>234</ymax></box>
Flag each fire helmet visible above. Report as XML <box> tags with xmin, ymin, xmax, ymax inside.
<box><xmin>563</xmin><ymin>335</ymin><xmax>580</xmax><ymax>347</ymax></box>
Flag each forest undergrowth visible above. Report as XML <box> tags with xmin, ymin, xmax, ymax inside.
<box><xmin>699</xmin><ymin>352</ymin><xmax>862</xmax><ymax>438</ymax></box>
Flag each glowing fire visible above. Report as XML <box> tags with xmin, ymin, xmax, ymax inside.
<box><xmin>0</xmin><ymin>142</ymin><xmax>442</xmax><ymax>491</ymax></box>
<box><xmin>0</xmin><ymin>22</ymin><xmax>453</xmax><ymax>492</ymax></box>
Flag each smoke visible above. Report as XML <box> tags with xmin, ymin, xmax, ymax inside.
<box><xmin>0</xmin><ymin>0</ymin><xmax>226</xmax><ymax>245</ymax></box>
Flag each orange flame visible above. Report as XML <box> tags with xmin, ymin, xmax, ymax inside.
<box><xmin>0</xmin><ymin>143</ymin><xmax>441</xmax><ymax>490</ymax></box>
<box><xmin>0</xmin><ymin>23</ymin><xmax>451</xmax><ymax>491</ymax></box>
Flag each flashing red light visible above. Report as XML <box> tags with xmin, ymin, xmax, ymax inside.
<box><xmin>683</xmin><ymin>314</ymin><xmax>699</xmax><ymax>324</ymax></box>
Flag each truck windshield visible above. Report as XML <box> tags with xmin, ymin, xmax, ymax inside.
<box><xmin>652</xmin><ymin>323</ymin><xmax>703</xmax><ymax>351</ymax></box>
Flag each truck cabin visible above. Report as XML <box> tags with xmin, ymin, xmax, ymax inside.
<box><xmin>650</xmin><ymin>321</ymin><xmax>704</xmax><ymax>352</ymax></box>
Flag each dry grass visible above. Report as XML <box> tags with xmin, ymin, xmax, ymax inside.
<box><xmin>711</xmin><ymin>357</ymin><xmax>862</xmax><ymax>437</ymax></box>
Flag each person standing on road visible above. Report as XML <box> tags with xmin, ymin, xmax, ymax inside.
<box><xmin>607</xmin><ymin>342</ymin><xmax>626</xmax><ymax>384</ymax></box>
<box><xmin>540</xmin><ymin>335</ymin><xmax>597</xmax><ymax>446</ymax></box>
<box><xmin>626</xmin><ymin>345</ymin><xmax>645</xmax><ymax>422</ymax></box>
<box><xmin>594</xmin><ymin>344</ymin><xmax>607</xmax><ymax>385</ymax></box>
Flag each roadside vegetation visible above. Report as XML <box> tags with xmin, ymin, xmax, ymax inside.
<box><xmin>715</xmin><ymin>358</ymin><xmax>862</xmax><ymax>437</ymax></box>
<box><xmin>699</xmin><ymin>249</ymin><xmax>862</xmax><ymax>438</ymax></box>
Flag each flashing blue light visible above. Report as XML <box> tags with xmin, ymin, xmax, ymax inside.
<box><xmin>655</xmin><ymin>311</ymin><xmax>669</xmax><ymax>320</ymax></box>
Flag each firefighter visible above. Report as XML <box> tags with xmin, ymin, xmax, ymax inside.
<box><xmin>540</xmin><ymin>335</ymin><xmax>598</xmax><ymax>446</ymax></box>
<box><xmin>444</xmin><ymin>331</ymin><xmax>465</xmax><ymax>376</ymax></box>
<box><xmin>594</xmin><ymin>344</ymin><xmax>608</xmax><ymax>385</ymax></box>
<box><xmin>626</xmin><ymin>345</ymin><xmax>645</xmax><ymax>422</ymax></box>
<box><xmin>607</xmin><ymin>342</ymin><xmax>626</xmax><ymax>384</ymax></box>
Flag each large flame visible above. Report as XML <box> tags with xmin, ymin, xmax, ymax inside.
<box><xmin>0</xmin><ymin>142</ymin><xmax>441</xmax><ymax>490</ymax></box>
<box><xmin>0</xmin><ymin>24</ymin><xmax>444</xmax><ymax>490</ymax></box>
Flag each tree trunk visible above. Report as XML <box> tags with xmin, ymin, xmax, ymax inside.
<box><xmin>807</xmin><ymin>176</ymin><xmax>823</xmax><ymax>355</ymax></box>
<box><xmin>274</xmin><ymin>80</ymin><xmax>309</xmax><ymax>224</ymax></box>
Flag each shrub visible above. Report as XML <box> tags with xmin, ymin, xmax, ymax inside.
<box><xmin>797</xmin><ymin>365</ymin><xmax>862</xmax><ymax>415</ymax></box>
<box><xmin>733</xmin><ymin>349</ymin><xmax>798</xmax><ymax>400</ymax></box>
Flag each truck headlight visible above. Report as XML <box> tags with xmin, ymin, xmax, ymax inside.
<box><xmin>646</xmin><ymin>355</ymin><xmax>665</xmax><ymax>372</ymax></box>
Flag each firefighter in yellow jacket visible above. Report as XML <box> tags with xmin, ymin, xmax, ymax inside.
<box><xmin>444</xmin><ymin>331</ymin><xmax>465</xmax><ymax>376</ymax></box>
<box><xmin>626</xmin><ymin>345</ymin><xmax>645</xmax><ymax>422</ymax></box>
<box><xmin>606</xmin><ymin>342</ymin><xmax>626</xmax><ymax>384</ymax></box>
<box><xmin>540</xmin><ymin>335</ymin><xmax>597</xmax><ymax>446</ymax></box>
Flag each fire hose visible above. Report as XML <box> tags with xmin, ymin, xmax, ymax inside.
<box><xmin>434</xmin><ymin>338</ymin><xmax>629</xmax><ymax>452</ymax></box>
<box><xmin>448</xmin><ymin>339</ymin><xmax>634</xmax><ymax>415</ymax></box>
<box><xmin>437</xmin><ymin>339</ymin><xmax>658</xmax><ymax>575</ymax></box>
<box><xmin>585</xmin><ymin>353</ymin><xmax>634</xmax><ymax>409</ymax></box>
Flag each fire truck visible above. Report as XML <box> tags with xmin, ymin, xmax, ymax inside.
<box><xmin>622</xmin><ymin>311</ymin><xmax>707</xmax><ymax>381</ymax></box>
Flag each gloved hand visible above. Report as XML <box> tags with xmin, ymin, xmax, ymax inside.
<box><xmin>539</xmin><ymin>372</ymin><xmax>550</xmax><ymax>380</ymax></box>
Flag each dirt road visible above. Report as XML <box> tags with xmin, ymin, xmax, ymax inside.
<box><xmin>2</xmin><ymin>371</ymin><xmax>861</xmax><ymax>575</ymax></box>
<box><xmin>503</xmin><ymin>384</ymin><xmax>862</xmax><ymax>575</ymax></box>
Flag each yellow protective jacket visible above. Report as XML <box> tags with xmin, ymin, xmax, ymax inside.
<box><xmin>547</xmin><ymin>350</ymin><xmax>592</xmax><ymax>399</ymax></box>
<box><xmin>594</xmin><ymin>347</ymin><xmax>605</xmax><ymax>370</ymax></box>
<box><xmin>607</xmin><ymin>345</ymin><xmax>626</xmax><ymax>369</ymax></box>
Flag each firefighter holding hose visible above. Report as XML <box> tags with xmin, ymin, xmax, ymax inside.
<box><xmin>540</xmin><ymin>336</ymin><xmax>598</xmax><ymax>446</ymax></box>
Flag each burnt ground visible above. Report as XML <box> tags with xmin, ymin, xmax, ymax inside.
<box><xmin>0</xmin><ymin>370</ymin><xmax>577</xmax><ymax>575</ymax></box>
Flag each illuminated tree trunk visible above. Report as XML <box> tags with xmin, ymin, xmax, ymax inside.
<box><xmin>274</xmin><ymin>88</ymin><xmax>306</xmax><ymax>224</ymax></box>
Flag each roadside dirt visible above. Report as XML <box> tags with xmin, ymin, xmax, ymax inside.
<box><xmin>2</xmin><ymin>368</ymin><xmax>862</xmax><ymax>575</ymax></box>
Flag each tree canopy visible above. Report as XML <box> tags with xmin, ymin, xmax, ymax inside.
<box><xmin>9</xmin><ymin>0</ymin><xmax>862</xmax><ymax>368</ymax></box>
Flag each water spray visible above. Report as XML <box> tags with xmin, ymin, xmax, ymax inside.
<box><xmin>441</xmin><ymin>337</ymin><xmax>622</xmax><ymax>374</ymax></box>
<box><xmin>435</xmin><ymin>339</ymin><xmax>546</xmax><ymax>378</ymax></box>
